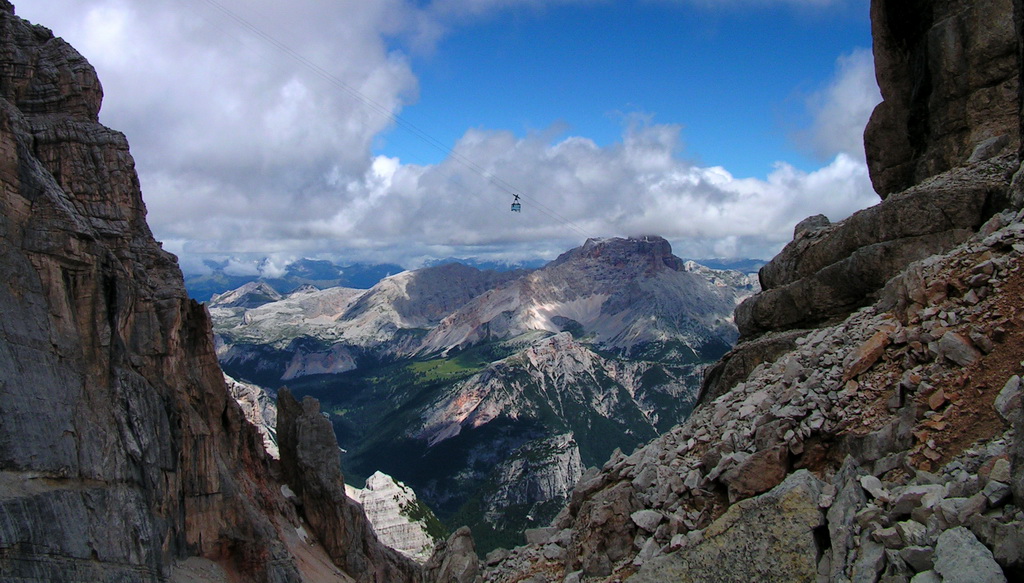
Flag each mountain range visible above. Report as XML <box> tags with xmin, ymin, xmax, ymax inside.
<box><xmin>5</xmin><ymin>0</ymin><xmax>1024</xmax><ymax>581</ymax></box>
<box><xmin>209</xmin><ymin>236</ymin><xmax>757</xmax><ymax>551</ymax></box>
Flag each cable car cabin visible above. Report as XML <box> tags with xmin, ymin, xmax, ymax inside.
<box><xmin>511</xmin><ymin>194</ymin><xmax>521</xmax><ymax>212</ymax></box>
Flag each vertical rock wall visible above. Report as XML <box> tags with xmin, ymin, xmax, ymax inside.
<box><xmin>0</xmin><ymin>3</ymin><xmax>420</xmax><ymax>581</ymax></box>
<box><xmin>865</xmin><ymin>0</ymin><xmax>1023</xmax><ymax>197</ymax></box>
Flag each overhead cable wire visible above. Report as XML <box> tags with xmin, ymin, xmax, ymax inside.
<box><xmin>195</xmin><ymin>0</ymin><xmax>593</xmax><ymax>241</ymax></box>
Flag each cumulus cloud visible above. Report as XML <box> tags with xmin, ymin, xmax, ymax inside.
<box><xmin>163</xmin><ymin>117</ymin><xmax>878</xmax><ymax>264</ymax></box>
<box><xmin>17</xmin><ymin>0</ymin><xmax>880</xmax><ymax>270</ymax></box>
<box><xmin>797</xmin><ymin>48</ymin><xmax>881</xmax><ymax>161</ymax></box>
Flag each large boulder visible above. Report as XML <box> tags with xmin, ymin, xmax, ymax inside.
<box><xmin>626</xmin><ymin>470</ymin><xmax>827</xmax><ymax>583</ymax></box>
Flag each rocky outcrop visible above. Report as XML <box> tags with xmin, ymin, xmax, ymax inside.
<box><xmin>735</xmin><ymin>154</ymin><xmax>1015</xmax><ymax>341</ymax></box>
<box><xmin>345</xmin><ymin>471</ymin><xmax>446</xmax><ymax>563</ymax></box>
<box><xmin>225</xmin><ymin>374</ymin><xmax>279</xmax><ymax>458</ymax></box>
<box><xmin>276</xmin><ymin>389</ymin><xmax>421</xmax><ymax>582</ymax></box>
<box><xmin>706</xmin><ymin>0</ymin><xmax>1024</xmax><ymax>410</ymax></box>
<box><xmin>627</xmin><ymin>470</ymin><xmax>826</xmax><ymax>582</ymax></box>
<box><xmin>0</xmin><ymin>4</ymin><xmax>422</xmax><ymax>581</ymax></box>
<box><xmin>865</xmin><ymin>0</ymin><xmax>1024</xmax><ymax>197</ymax></box>
<box><xmin>423</xmin><ymin>527</ymin><xmax>480</xmax><ymax>583</ymax></box>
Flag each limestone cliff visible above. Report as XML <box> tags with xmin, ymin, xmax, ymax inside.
<box><xmin>346</xmin><ymin>472</ymin><xmax>446</xmax><ymax>563</ymax></box>
<box><xmin>865</xmin><ymin>0</ymin><xmax>1024</xmax><ymax>197</ymax></box>
<box><xmin>0</xmin><ymin>3</ymin><xmax>420</xmax><ymax>581</ymax></box>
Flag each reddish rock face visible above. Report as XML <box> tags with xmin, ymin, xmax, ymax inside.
<box><xmin>865</xmin><ymin>0</ymin><xmax>1023</xmax><ymax>197</ymax></box>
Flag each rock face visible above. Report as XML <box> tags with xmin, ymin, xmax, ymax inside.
<box><xmin>276</xmin><ymin>389</ymin><xmax>420</xmax><ymax>581</ymax></box>
<box><xmin>346</xmin><ymin>471</ymin><xmax>446</xmax><ymax>563</ymax></box>
<box><xmin>868</xmin><ymin>0</ymin><xmax>1019</xmax><ymax>197</ymax></box>
<box><xmin>0</xmin><ymin>4</ymin><xmax>423</xmax><ymax>581</ymax></box>
<box><xmin>225</xmin><ymin>374</ymin><xmax>279</xmax><ymax>458</ymax></box>
<box><xmin>865</xmin><ymin>0</ymin><xmax>1024</xmax><ymax>197</ymax></box>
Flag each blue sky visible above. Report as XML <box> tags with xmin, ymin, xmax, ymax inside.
<box><xmin>18</xmin><ymin>0</ymin><xmax>880</xmax><ymax>274</ymax></box>
<box><xmin>386</xmin><ymin>1</ymin><xmax>872</xmax><ymax>176</ymax></box>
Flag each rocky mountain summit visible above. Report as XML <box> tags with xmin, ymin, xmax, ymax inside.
<box><xmin>419</xmin><ymin>237</ymin><xmax>751</xmax><ymax>358</ymax></box>
<box><xmin>212</xmin><ymin>237</ymin><xmax>754</xmax><ymax>386</ymax></box>
<box><xmin>346</xmin><ymin>472</ymin><xmax>447</xmax><ymax>563</ymax></box>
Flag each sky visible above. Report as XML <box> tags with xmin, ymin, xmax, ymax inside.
<box><xmin>18</xmin><ymin>0</ymin><xmax>882</xmax><ymax>275</ymax></box>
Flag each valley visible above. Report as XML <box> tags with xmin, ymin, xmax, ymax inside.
<box><xmin>209</xmin><ymin>237</ymin><xmax>757</xmax><ymax>551</ymax></box>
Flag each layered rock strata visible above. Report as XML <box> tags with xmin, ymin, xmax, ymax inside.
<box><xmin>0</xmin><ymin>4</ymin><xmax>422</xmax><ymax>581</ymax></box>
<box><xmin>345</xmin><ymin>472</ymin><xmax>445</xmax><ymax>564</ymax></box>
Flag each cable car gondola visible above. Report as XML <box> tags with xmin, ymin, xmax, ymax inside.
<box><xmin>510</xmin><ymin>194</ymin><xmax>521</xmax><ymax>213</ymax></box>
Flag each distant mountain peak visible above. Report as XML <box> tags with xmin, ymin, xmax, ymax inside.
<box><xmin>552</xmin><ymin>235</ymin><xmax>684</xmax><ymax>274</ymax></box>
<box><xmin>209</xmin><ymin>280</ymin><xmax>283</xmax><ymax>308</ymax></box>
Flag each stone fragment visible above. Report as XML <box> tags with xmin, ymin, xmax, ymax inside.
<box><xmin>861</xmin><ymin>475</ymin><xmax>890</xmax><ymax>501</ymax></box>
<box><xmin>899</xmin><ymin>546</ymin><xmax>934</xmax><ymax>572</ymax></box>
<box><xmin>630</xmin><ymin>510</ymin><xmax>664</xmax><ymax>533</ymax></box>
<box><xmin>543</xmin><ymin>543</ymin><xmax>566</xmax><ymax>561</ymax></box>
<box><xmin>843</xmin><ymin>330</ymin><xmax>892</xmax><ymax>381</ymax></box>
<box><xmin>891</xmin><ymin>485</ymin><xmax>946</xmax><ymax>516</ymax></box>
<box><xmin>631</xmin><ymin>537</ymin><xmax>661</xmax><ymax>566</ymax></box>
<box><xmin>873</xmin><ymin>526</ymin><xmax>903</xmax><ymax>549</ymax></box>
<box><xmin>568</xmin><ymin>482</ymin><xmax>640</xmax><ymax>577</ymax></box>
<box><xmin>909</xmin><ymin>571</ymin><xmax>941</xmax><ymax>583</ymax></box>
<box><xmin>928</xmin><ymin>388</ymin><xmax>947</xmax><ymax>411</ymax></box>
<box><xmin>719</xmin><ymin>446</ymin><xmax>789</xmax><ymax>503</ymax></box>
<box><xmin>933</xmin><ymin>332</ymin><xmax>982</xmax><ymax>366</ymax></box>
<box><xmin>794</xmin><ymin>214</ymin><xmax>831</xmax><ymax>237</ymax></box>
<box><xmin>524</xmin><ymin>527</ymin><xmax>558</xmax><ymax>545</ymax></box>
<box><xmin>933</xmin><ymin>527</ymin><xmax>1006</xmax><ymax>583</ymax></box>
<box><xmin>485</xmin><ymin>548</ymin><xmax>509</xmax><ymax>566</ymax></box>
<box><xmin>895</xmin><ymin>520</ymin><xmax>928</xmax><ymax>547</ymax></box>
<box><xmin>989</xmin><ymin>458</ymin><xmax>1012</xmax><ymax>484</ymax></box>
<box><xmin>829</xmin><ymin>458</ymin><xmax>869</xmax><ymax>581</ymax></box>
<box><xmin>994</xmin><ymin>375</ymin><xmax>1021</xmax><ymax>423</ymax></box>
<box><xmin>852</xmin><ymin>535</ymin><xmax>886</xmax><ymax>583</ymax></box>
<box><xmin>982</xmin><ymin>480</ymin><xmax>1011</xmax><ymax>506</ymax></box>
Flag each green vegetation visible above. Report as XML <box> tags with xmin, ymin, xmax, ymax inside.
<box><xmin>399</xmin><ymin>498</ymin><xmax>449</xmax><ymax>542</ymax></box>
<box><xmin>228</xmin><ymin>332</ymin><xmax>712</xmax><ymax>557</ymax></box>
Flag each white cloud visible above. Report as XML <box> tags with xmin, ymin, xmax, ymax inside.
<box><xmin>797</xmin><ymin>48</ymin><xmax>881</xmax><ymax>161</ymax></box>
<box><xmin>16</xmin><ymin>0</ymin><xmax>880</xmax><ymax>270</ymax></box>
